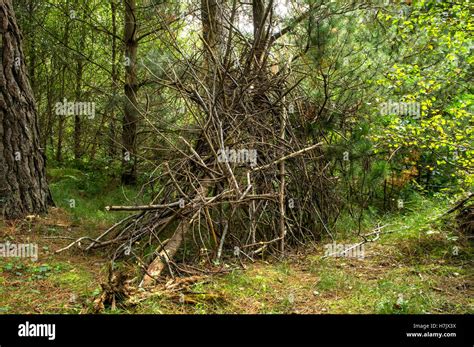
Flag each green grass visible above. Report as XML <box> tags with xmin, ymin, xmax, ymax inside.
<box><xmin>315</xmin><ymin>266</ymin><xmax>354</xmax><ymax>291</ymax></box>
<box><xmin>47</xmin><ymin>167</ymin><xmax>149</xmax><ymax>225</ymax></box>
<box><xmin>0</xmin><ymin>257</ymin><xmax>101</xmax><ymax>313</ymax></box>
<box><xmin>1</xmin><ymin>168</ymin><xmax>472</xmax><ymax>314</ymax></box>
<box><xmin>137</xmin><ymin>192</ymin><xmax>471</xmax><ymax>315</ymax></box>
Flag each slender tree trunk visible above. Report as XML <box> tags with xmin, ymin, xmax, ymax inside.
<box><xmin>108</xmin><ymin>0</ymin><xmax>119</xmax><ymax>159</ymax></box>
<box><xmin>45</xmin><ymin>72</ymin><xmax>55</xmax><ymax>154</ymax></box>
<box><xmin>56</xmin><ymin>108</ymin><xmax>65</xmax><ymax>162</ymax></box>
<box><xmin>201</xmin><ymin>0</ymin><xmax>222</xmax><ymax>53</ymax></box>
<box><xmin>74</xmin><ymin>47</ymin><xmax>84</xmax><ymax>160</ymax></box>
<box><xmin>121</xmin><ymin>0</ymin><xmax>139</xmax><ymax>185</ymax></box>
<box><xmin>27</xmin><ymin>0</ymin><xmax>36</xmax><ymax>90</ymax></box>
<box><xmin>201</xmin><ymin>0</ymin><xmax>223</xmax><ymax>84</ymax></box>
<box><xmin>0</xmin><ymin>0</ymin><xmax>53</xmax><ymax>219</ymax></box>
<box><xmin>56</xmin><ymin>16</ymin><xmax>70</xmax><ymax>163</ymax></box>
<box><xmin>279</xmin><ymin>94</ymin><xmax>287</xmax><ymax>253</ymax></box>
<box><xmin>251</xmin><ymin>0</ymin><xmax>271</xmax><ymax>70</ymax></box>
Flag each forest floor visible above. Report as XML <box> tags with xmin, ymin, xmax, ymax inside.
<box><xmin>0</xmin><ymin>168</ymin><xmax>472</xmax><ymax>314</ymax></box>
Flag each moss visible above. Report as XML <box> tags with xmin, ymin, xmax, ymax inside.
<box><xmin>49</xmin><ymin>268</ymin><xmax>95</xmax><ymax>294</ymax></box>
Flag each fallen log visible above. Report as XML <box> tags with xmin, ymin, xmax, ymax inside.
<box><xmin>444</xmin><ymin>193</ymin><xmax>473</xmax><ymax>215</ymax></box>
<box><xmin>140</xmin><ymin>217</ymin><xmax>191</xmax><ymax>287</ymax></box>
<box><xmin>105</xmin><ymin>201</ymin><xmax>182</xmax><ymax>211</ymax></box>
<box><xmin>139</xmin><ymin>182</ymin><xmax>211</xmax><ymax>287</ymax></box>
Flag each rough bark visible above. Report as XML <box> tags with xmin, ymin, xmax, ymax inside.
<box><xmin>0</xmin><ymin>0</ymin><xmax>53</xmax><ymax>219</ymax></box>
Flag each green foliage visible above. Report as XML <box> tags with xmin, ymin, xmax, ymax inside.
<box><xmin>5</xmin><ymin>0</ymin><xmax>472</xmax><ymax>316</ymax></box>
<box><xmin>370</xmin><ymin>0</ymin><xmax>473</xmax><ymax>194</ymax></box>
<box><xmin>48</xmin><ymin>167</ymin><xmax>149</xmax><ymax>224</ymax></box>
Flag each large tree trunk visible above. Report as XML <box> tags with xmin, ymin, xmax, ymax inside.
<box><xmin>0</xmin><ymin>0</ymin><xmax>53</xmax><ymax>219</ymax></box>
<box><xmin>121</xmin><ymin>0</ymin><xmax>139</xmax><ymax>185</ymax></box>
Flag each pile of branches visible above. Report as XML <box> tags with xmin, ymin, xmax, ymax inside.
<box><xmin>59</xmin><ymin>1</ymin><xmax>346</xmax><ymax>287</ymax></box>
<box><xmin>447</xmin><ymin>193</ymin><xmax>474</xmax><ymax>237</ymax></box>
